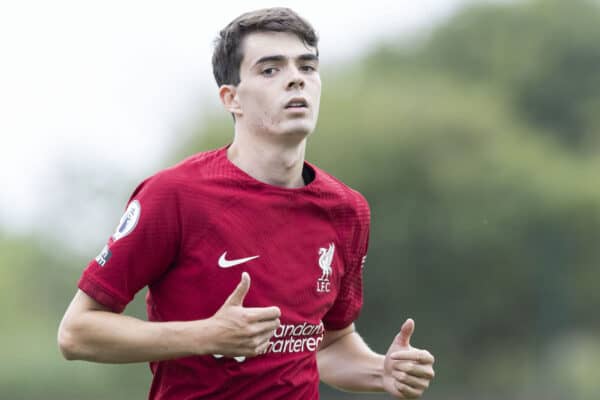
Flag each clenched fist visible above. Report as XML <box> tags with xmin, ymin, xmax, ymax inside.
<box><xmin>382</xmin><ymin>319</ymin><xmax>435</xmax><ymax>399</ymax></box>
<box><xmin>194</xmin><ymin>272</ymin><xmax>281</xmax><ymax>359</ymax></box>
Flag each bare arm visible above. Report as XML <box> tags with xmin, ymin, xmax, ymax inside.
<box><xmin>57</xmin><ymin>272</ymin><xmax>280</xmax><ymax>363</ymax></box>
<box><xmin>317</xmin><ymin>320</ymin><xmax>435</xmax><ymax>398</ymax></box>
<box><xmin>317</xmin><ymin>324</ymin><xmax>386</xmax><ymax>392</ymax></box>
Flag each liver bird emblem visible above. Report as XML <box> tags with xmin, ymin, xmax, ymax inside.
<box><xmin>318</xmin><ymin>243</ymin><xmax>335</xmax><ymax>280</ymax></box>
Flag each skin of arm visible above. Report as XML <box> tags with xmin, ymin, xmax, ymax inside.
<box><xmin>57</xmin><ymin>272</ymin><xmax>280</xmax><ymax>363</ymax></box>
<box><xmin>317</xmin><ymin>324</ymin><xmax>385</xmax><ymax>392</ymax></box>
<box><xmin>317</xmin><ymin>321</ymin><xmax>435</xmax><ymax>399</ymax></box>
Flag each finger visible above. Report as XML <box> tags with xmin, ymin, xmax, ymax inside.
<box><xmin>394</xmin><ymin>381</ymin><xmax>422</xmax><ymax>399</ymax></box>
<box><xmin>391</xmin><ymin>349</ymin><xmax>434</xmax><ymax>364</ymax></box>
<box><xmin>256</xmin><ymin>337</ymin><xmax>272</xmax><ymax>355</ymax></box>
<box><xmin>245</xmin><ymin>330</ymin><xmax>275</xmax><ymax>356</ymax></box>
<box><xmin>395</xmin><ymin>318</ymin><xmax>414</xmax><ymax>348</ymax></box>
<box><xmin>224</xmin><ymin>272</ymin><xmax>250</xmax><ymax>306</ymax></box>
<box><xmin>392</xmin><ymin>371</ymin><xmax>430</xmax><ymax>390</ymax></box>
<box><xmin>249</xmin><ymin>319</ymin><xmax>281</xmax><ymax>337</ymax></box>
<box><xmin>393</xmin><ymin>363</ymin><xmax>435</xmax><ymax>379</ymax></box>
<box><xmin>244</xmin><ymin>306</ymin><xmax>281</xmax><ymax>322</ymax></box>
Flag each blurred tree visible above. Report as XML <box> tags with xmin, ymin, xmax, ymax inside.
<box><xmin>376</xmin><ymin>0</ymin><xmax>600</xmax><ymax>151</ymax></box>
<box><xmin>0</xmin><ymin>233</ymin><xmax>150</xmax><ymax>400</ymax></box>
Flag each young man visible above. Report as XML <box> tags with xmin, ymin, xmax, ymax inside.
<box><xmin>58</xmin><ymin>8</ymin><xmax>435</xmax><ymax>399</ymax></box>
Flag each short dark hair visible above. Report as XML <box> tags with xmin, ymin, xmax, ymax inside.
<box><xmin>212</xmin><ymin>7</ymin><xmax>318</xmax><ymax>87</ymax></box>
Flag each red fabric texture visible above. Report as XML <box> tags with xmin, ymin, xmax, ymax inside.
<box><xmin>78</xmin><ymin>146</ymin><xmax>371</xmax><ymax>399</ymax></box>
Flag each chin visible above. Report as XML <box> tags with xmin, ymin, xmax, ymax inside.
<box><xmin>277</xmin><ymin>120</ymin><xmax>315</xmax><ymax>137</ymax></box>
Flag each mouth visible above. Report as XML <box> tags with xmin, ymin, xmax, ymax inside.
<box><xmin>285</xmin><ymin>97</ymin><xmax>309</xmax><ymax>109</ymax></box>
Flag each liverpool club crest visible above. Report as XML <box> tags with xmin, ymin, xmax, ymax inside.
<box><xmin>317</xmin><ymin>243</ymin><xmax>335</xmax><ymax>293</ymax></box>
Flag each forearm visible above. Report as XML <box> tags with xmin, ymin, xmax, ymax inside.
<box><xmin>58</xmin><ymin>309</ymin><xmax>206</xmax><ymax>363</ymax></box>
<box><xmin>58</xmin><ymin>280</ymin><xmax>280</xmax><ymax>364</ymax></box>
<box><xmin>317</xmin><ymin>331</ymin><xmax>385</xmax><ymax>392</ymax></box>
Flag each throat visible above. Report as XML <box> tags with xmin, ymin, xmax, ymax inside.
<box><xmin>227</xmin><ymin>141</ymin><xmax>309</xmax><ymax>188</ymax></box>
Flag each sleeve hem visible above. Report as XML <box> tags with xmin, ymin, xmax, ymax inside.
<box><xmin>78</xmin><ymin>273</ymin><xmax>129</xmax><ymax>313</ymax></box>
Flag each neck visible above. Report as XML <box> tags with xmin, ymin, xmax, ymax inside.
<box><xmin>227</xmin><ymin>130</ymin><xmax>307</xmax><ymax>189</ymax></box>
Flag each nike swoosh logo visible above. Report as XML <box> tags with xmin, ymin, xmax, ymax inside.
<box><xmin>218</xmin><ymin>252</ymin><xmax>260</xmax><ymax>268</ymax></box>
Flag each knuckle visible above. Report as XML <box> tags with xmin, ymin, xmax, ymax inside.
<box><xmin>424</xmin><ymin>350</ymin><xmax>434</xmax><ymax>363</ymax></box>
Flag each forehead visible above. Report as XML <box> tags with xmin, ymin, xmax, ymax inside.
<box><xmin>240</xmin><ymin>31</ymin><xmax>317</xmax><ymax>68</ymax></box>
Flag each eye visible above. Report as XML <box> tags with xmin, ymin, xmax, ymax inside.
<box><xmin>261</xmin><ymin>67</ymin><xmax>278</xmax><ymax>76</ymax></box>
<box><xmin>300</xmin><ymin>65</ymin><xmax>317</xmax><ymax>72</ymax></box>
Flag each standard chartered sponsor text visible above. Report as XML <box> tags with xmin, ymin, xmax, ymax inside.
<box><xmin>265</xmin><ymin>321</ymin><xmax>324</xmax><ymax>354</ymax></box>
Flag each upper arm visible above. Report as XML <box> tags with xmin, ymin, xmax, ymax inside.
<box><xmin>58</xmin><ymin>290</ymin><xmax>114</xmax><ymax>358</ymax></box>
<box><xmin>71</xmin><ymin>289</ymin><xmax>113</xmax><ymax>313</ymax></box>
<box><xmin>60</xmin><ymin>290</ymin><xmax>113</xmax><ymax>330</ymax></box>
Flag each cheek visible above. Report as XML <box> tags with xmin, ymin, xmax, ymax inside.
<box><xmin>242</xmin><ymin>88</ymin><xmax>273</xmax><ymax>114</ymax></box>
<box><xmin>239</xmin><ymin>88</ymin><xmax>279</xmax><ymax>127</ymax></box>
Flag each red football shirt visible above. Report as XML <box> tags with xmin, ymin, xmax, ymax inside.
<box><xmin>79</xmin><ymin>146</ymin><xmax>370</xmax><ymax>399</ymax></box>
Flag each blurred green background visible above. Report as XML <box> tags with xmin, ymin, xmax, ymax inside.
<box><xmin>2</xmin><ymin>0</ymin><xmax>600</xmax><ymax>398</ymax></box>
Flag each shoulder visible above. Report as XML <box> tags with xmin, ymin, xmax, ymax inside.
<box><xmin>132</xmin><ymin>147</ymin><xmax>225</xmax><ymax>196</ymax></box>
<box><xmin>311</xmin><ymin>163</ymin><xmax>370</xmax><ymax>221</ymax></box>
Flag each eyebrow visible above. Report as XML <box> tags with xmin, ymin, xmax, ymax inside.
<box><xmin>253</xmin><ymin>53</ymin><xmax>319</xmax><ymax>67</ymax></box>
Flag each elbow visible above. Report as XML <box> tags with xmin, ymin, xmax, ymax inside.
<box><xmin>57</xmin><ymin>320</ymin><xmax>82</xmax><ymax>360</ymax></box>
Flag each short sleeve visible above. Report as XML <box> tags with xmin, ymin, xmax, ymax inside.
<box><xmin>78</xmin><ymin>173</ymin><xmax>181</xmax><ymax>312</ymax></box>
<box><xmin>322</xmin><ymin>192</ymin><xmax>370</xmax><ymax>330</ymax></box>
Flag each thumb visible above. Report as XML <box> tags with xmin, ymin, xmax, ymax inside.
<box><xmin>395</xmin><ymin>318</ymin><xmax>415</xmax><ymax>348</ymax></box>
<box><xmin>224</xmin><ymin>272</ymin><xmax>250</xmax><ymax>306</ymax></box>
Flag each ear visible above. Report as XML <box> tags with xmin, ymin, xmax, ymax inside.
<box><xmin>219</xmin><ymin>84</ymin><xmax>242</xmax><ymax>118</ymax></box>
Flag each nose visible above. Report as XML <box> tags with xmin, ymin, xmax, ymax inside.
<box><xmin>287</xmin><ymin>67</ymin><xmax>305</xmax><ymax>90</ymax></box>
